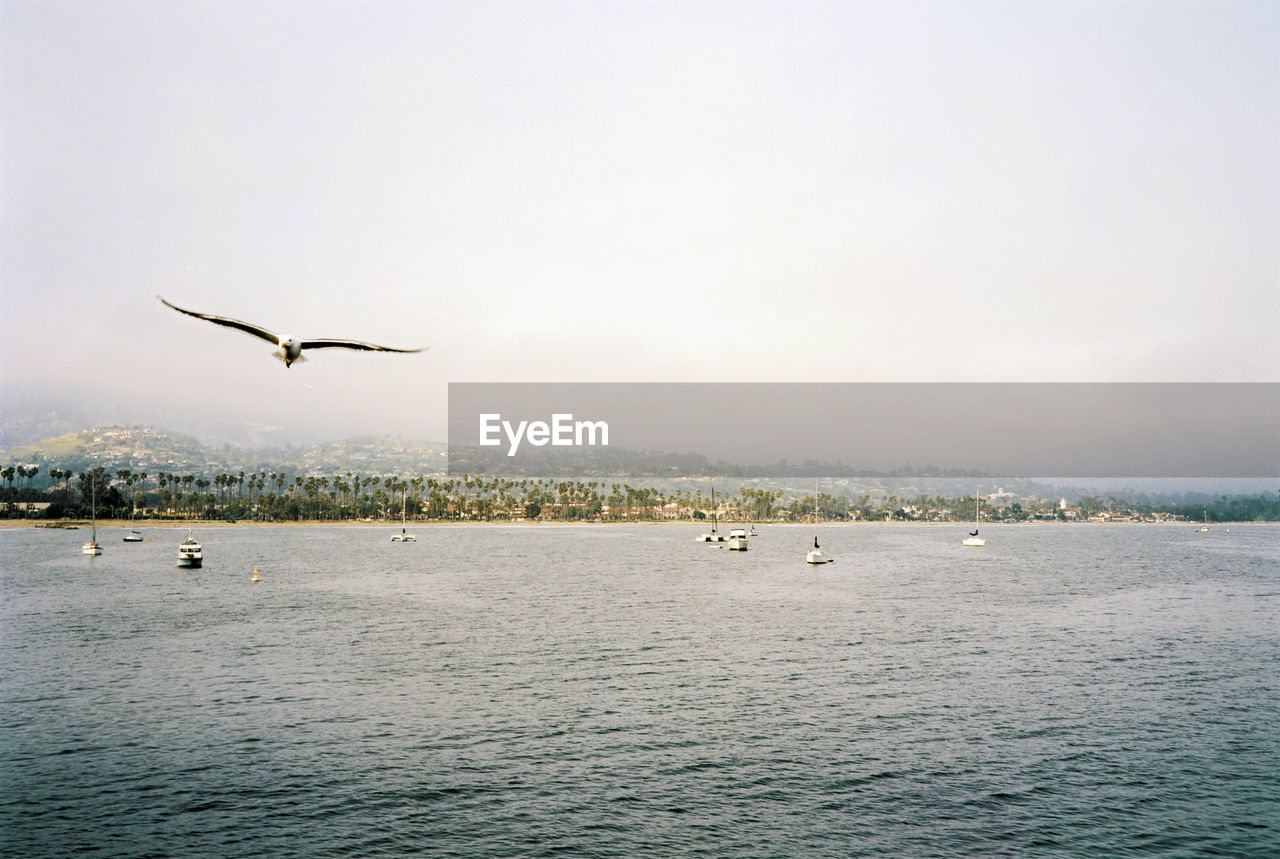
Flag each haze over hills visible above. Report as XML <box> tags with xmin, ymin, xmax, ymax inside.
<box><xmin>0</xmin><ymin>387</ymin><xmax>337</xmax><ymax>451</ymax></box>
<box><xmin>2</xmin><ymin>425</ymin><xmax>448</xmax><ymax>479</ymax></box>
<box><xmin>4</xmin><ymin>423</ymin><xmax>1276</xmax><ymax>508</ymax></box>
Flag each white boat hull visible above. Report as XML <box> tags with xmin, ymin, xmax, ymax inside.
<box><xmin>695</xmin><ymin>534</ymin><xmax>726</xmax><ymax>542</ymax></box>
<box><xmin>728</xmin><ymin>537</ymin><xmax>748</xmax><ymax>551</ymax></box>
<box><xmin>177</xmin><ymin>534</ymin><xmax>203</xmax><ymax>568</ymax></box>
<box><xmin>82</xmin><ymin>543</ymin><xmax>102</xmax><ymax>556</ymax></box>
<box><xmin>964</xmin><ymin>494</ymin><xmax>986</xmax><ymax>547</ymax></box>
<box><xmin>806</xmin><ymin>549</ymin><xmax>832</xmax><ymax>564</ymax></box>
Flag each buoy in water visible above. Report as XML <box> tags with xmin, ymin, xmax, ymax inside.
<box><xmin>252</xmin><ymin>567</ymin><xmax>260</xmax><ymax>583</ymax></box>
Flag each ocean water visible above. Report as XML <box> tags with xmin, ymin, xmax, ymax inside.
<box><xmin>1</xmin><ymin>522</ymin><xmax>1277</xmax><ymax>857</ymax></box>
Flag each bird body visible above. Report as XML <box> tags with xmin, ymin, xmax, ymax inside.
<box><xmin>159</xmin><ymin>297</ymin><xmax>424</xmax><ymax>367</ymax></box>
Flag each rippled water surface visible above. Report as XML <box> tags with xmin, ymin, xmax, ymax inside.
<box><xmin>2</xmin><ymin>523</ymin><xmax>1277</xmax><ymax>856</ymax></box>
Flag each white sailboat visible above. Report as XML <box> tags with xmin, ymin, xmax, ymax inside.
<box><xmin>806</xmin><ymin>534</ymin><xmax>832</xmax><ymax>565</ymax></box>
<box><xmin>963</xmin><ymin>492</ymin><xmax>986</xmax><ymax>547</ymax></box>
<box><xmin>1197</xmin><ymin>509</ymin><xmax>1209</xmax><ymax>532</ymax></box>
<box><xmin>123</xmin><ymin>499</ymin><xmax>143</xmax><ymax>542</ymax></box>
<box><xmin>695</xmin><ymin>485</ymin><xmax>727</xmax><ymax>542</ymax></box>
<box><xmin>806</xmin><ymin>480</ymin><xmax>832</xmax><ymax>564</ymax></box>
<box><xmin>391</xmin><ymin>486</ymin><xmax>416</xmax><ymax>542</ymax></box>
<box><xmin>81</xmin><ymin>479</ymin><xmax>102</xmax><ymax>556</ymax></box>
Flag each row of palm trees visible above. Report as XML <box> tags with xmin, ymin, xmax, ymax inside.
<box><xmin>12</xmin><ymin>466</ymin><xmax>807</xmax><ymax>522</ymax></box>
<box><xmin>17</xmin><ymin>464</ymin><xmax>1265</xmax><ymax>522</ymax></box>
<box><xmin>11</xmin><ymin>467</ymin><xmax>707</xmax><ymax>521</ymax></box>
<box><xmin>2</xmin><ymin>464</ymin><xmax>42</xmax><ymax>493</ymax></box>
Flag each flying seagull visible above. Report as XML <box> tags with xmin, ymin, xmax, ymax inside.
<box><xmin>159</xmin><ymin>296</ymin><xmax>424</xmax><ymax>368</ymax></box>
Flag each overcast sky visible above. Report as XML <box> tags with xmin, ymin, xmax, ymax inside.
<box><xmin>2</xmin><ymin>0</ymin><xmax>1276</xmax><ymax>443</ymax></box>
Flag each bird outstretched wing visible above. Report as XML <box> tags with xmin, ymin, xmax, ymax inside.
<box><xmin>301</xmin><ymin>339</ymin><xmax>424</xmax><ymax>353</ymax></box>
<box><xmin>158</xmin><ymin>296</ymin><xmax>281</xmax><ymax>345</ymax></box>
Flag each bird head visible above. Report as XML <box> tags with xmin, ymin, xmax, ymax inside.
<box><xmin>275</xmin><ymin>337</ymin><xmax>304</xmax><ymax>367</ymax></box>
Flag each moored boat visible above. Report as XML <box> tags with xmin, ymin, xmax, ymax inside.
<box><xmin>806</xmin><ymin>480</ymin><xmax>833</xmax><ymax>564</ymax></box>
<box><xmin>695</xmin><ymin>485</ymin><xmax>727</xmax><ymax>542</ymax></box>
<box><xmin>806</xmin><ymin>535</ymin><xmax>832</xmax><ymax>565</ymax></box>
<box><xmin>82</xmin><ymin>482</ymin><xmax>102</xmax><ymax>556</ymax></box>
<box><xmin>177</xmin><ymin>531</ymin><xmax>203</xmax><ymax>568</ymax></box>
<box><xmin>963</xmin><ymin>493</ymin><xmax>986</xmax><ymax>547</ymax></box>
<box><xmin>391</xmin><ymin>487</ymin><xmax>416</xmax><ymax>542</ymax></box>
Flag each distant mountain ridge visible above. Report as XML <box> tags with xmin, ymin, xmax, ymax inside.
<box><xmin>0</xmin><ymin>409</ymin><xmax>84</xmax><ymax>451</ymax></box>
<box><xmin>0</xmin><ymin>390</ymin><xmax>338</xmax><ymax>451</ymax></box>
<box><xmin>4</xmin><ymin>425</ymin><xmax>1275</xmax><ymax>505</ymax></box>
<box><xmin>2</xmin><ymin>425</ymin><xmax>447</xmax><ymax>478</ymax></box>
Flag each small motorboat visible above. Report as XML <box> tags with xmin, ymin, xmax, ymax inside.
<box><xmin>177</xmin><ymin>531</ymin><xmax>203</xmax><ymax>568</ymax></box>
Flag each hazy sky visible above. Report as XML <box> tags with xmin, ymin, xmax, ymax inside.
<box><xmin>2</xmin><ymin>0</ymin><xmax>1277</xmax><ymax>443</ymax></box>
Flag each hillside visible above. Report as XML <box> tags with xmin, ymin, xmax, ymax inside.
<box><xmin>3</xmin><ymin>426</ymin><xmax>448</xmax><ymax>478</ymax></box>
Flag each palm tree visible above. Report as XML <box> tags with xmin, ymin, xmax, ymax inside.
<box><xmin>410</xmin><ymin>477</ymin><xmax>424</xmax><ymax>517</ymax></box>
<box><xmin>196</xmin><ymin>478</ymin><xmax>210</xmax><ymax>516</ymax></box>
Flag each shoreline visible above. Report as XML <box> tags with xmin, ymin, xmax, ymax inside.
<box><xmin>2</xmin><ymin>518</ymin><xmax>1260</xmax><ymax>530</ymax></box>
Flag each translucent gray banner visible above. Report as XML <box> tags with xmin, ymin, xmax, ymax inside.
<box><xmin>447</xmin><ymin>383</ymin><xmax>1279</xmax><ymax>477</ymax></box>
